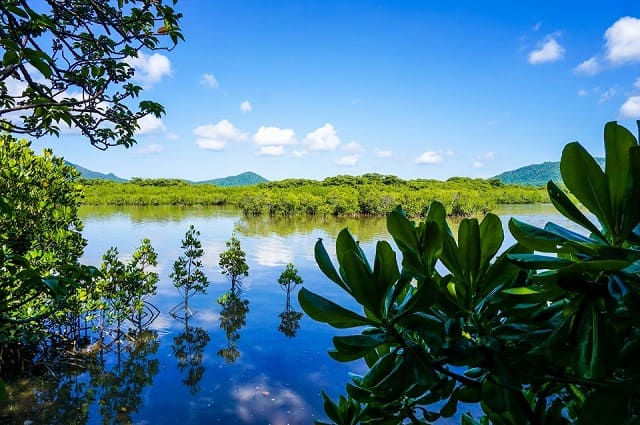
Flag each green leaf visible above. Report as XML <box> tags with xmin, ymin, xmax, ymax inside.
<box><xmin>479</xmin><ymin>213</ymin><xmax>503</xmax><ymax>274</ymax></box>
<box><xmin>547</xmin><ymin>181</ymin><xmax>606</xmax><ymax>242</ymax></box>
<box><xmin>387</xmin><ymin>206</ymin><xmax>419</xmax><ymax>254</ymax></box>
<box><xmin>604</xmin><ymin>121</ymin><xmax>637</xmax><ymax>235</ymax></box>
<box><xmin>298</xmin><ymin>288</ymin><xmax>375</xmax><ymax>328</ymax></box>
<box><xmin>560</xmin><ymin>142</ymin><xmax>612</xmax><ymax>237</ymax></box>
<box><xmin>315</xmin><ymin>238</ymin><xmax>350</xmax><ymax>294</ymax></box>
<box><xmin>340</xmin><ymin>250</ymin><xmax>378</xmax><ymax>316</ymax></box>
<box><xmin>509</xmin><ymin>217</ymin><xmax>565</xmax><ymax>252</ymax></box>
<box><xmin>373</xmin><ymin>241</ymin><xmax>400</xmax><ymax>308</ymax></box>
<box><xmin>330</xmin><ymin>333</ymin><xmax>387</xmax><ymax>362</ymax></box>
<box><xmin>507</xmin><ymin>253</ymin><xmax>573</xmax><ymax>269</ymax></box>
<box><xmin>458</xmin><ymin>218</ymin><xmax>481</xmax><ymax>285</ymax></box>
<box><xmin>622</xmin><ymin>146</ymin><xmax>640</xmax><ymax>239</ymax></box>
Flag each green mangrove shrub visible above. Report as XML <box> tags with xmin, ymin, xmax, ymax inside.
<box><xmin>299</xmin><ymin>121</ymin><xmax>640</xmax><ymax>424</ymax></box>
<box><xmin>170</xmin><ymin>225</ymin><xmax>209</xmax><ymax>319</ymax></box>
<box><xmin>219</xmin><ymin>234</ymin><xmax>249</xmax><ymax>292</ymax></box>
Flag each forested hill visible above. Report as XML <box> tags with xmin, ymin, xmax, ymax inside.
<box><xmin>494</xmin><ymin>158</ymin><xmax>605</xmax><ymax>187</ymax></box>
<box><xmin>66</xmin><ymin>161</ymin><xmax>127</xmax><ymax>182</ymax></box>
<box><xmin>196</xmin><ymin>171</ymin><xmax>268</xmax><ymax>186</ymax></box>
<box><xmin>67</xmin><ymin>162</ymin><xmax>267</xmax><ymax>186</ymax></box>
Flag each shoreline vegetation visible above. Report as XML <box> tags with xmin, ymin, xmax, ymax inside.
<box><xmin>80</xmin><ymin>174</ymin><xmax>548</xmax><ymax>217</ymax></box>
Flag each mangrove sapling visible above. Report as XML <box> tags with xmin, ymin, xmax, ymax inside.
<box><xmin>169</xmin><ymin>225</ymin><xmax>209</xmax><ymax>320</ymax></box>
<box><xmin>277</xmin><ymin>263</ymin><xmax>304</xmax><ymax>337</ymax></box>
<box><xmin>219</xmin><ymin>233</ymin><xmax>249</xmax><ymax>293</ymax></box>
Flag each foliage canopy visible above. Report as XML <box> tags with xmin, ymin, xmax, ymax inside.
<box><xmin>0</xmin><ymin>0</ymin><xmax>183</xmax><ymax>149</ymax></box>
<box><xmin>300</xmin><ymin>121</ymin><xmax>640</xmax><ymax>424</ymax></box>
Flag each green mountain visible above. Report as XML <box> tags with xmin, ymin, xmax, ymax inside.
<box><xmin>494</xmin><ymin>157</ymin><xmax>605</xmax><ymax>187</ymax></box>
<box><xmin>66</xmin><ymin>161</ymin><xmax>127</xmax><ymax>182</ymax></box>
<box><xmin>197</xmin><ymin>171</ymin><xmax>268</xmax><ymax>186</ymax></box>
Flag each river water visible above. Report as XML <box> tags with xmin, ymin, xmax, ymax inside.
<box><xmin>1</xmin><ymin>204</ymin><xmax>573</xmax><ymax>424</ymax></box>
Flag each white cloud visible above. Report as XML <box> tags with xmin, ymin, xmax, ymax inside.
<box><xmin>635</xmin><ymin>77</ymin><xmax>640</xmax><ymax>88</ymax></box>
<box><xmin>446</xmin><ymin>150</ymin><xmax>455</xmax><ymax>156</ymax></box>
<box><xmin>376</xmin><ymin>149</ymin><xmax>392</xmax><ymax>158</ymax></box>
<box><xmin>605</xmin><ymin>17</ymin><xmax>640</xmax><ymax>64</ymax></box>
<box><xmin>135</xmin><ymin>114</ymin><xmax>166</xmax><ymax>135</ymax></box>
<box><xmin>528</xmin><ymin>34</ymin><xmax>565</xmax><ymax>64</ymax></box>
<box><xmin>578</xmin><ymin>89</ymin><xmax>589</xmax><ymax>96</ymax></box>
<box><xmin>193</xmin><ymin>119</ymin><xmax>247</xmax><ymax>151</ymax></box>
<box><xmin>240</xmin><ymin>100</ymin><xmax>252</xmax><ymax>113</ymax></box>
<box><xmin>303</xmin><ymin>123</ymin><xmax>341</xmax><ymax>151</ymax></box>
<box><xmin>343</xmin><ymin>141</ymin><xmax>364</xmax><ymax>153</ymax></box>
<box><xmin>200</xmin><ymin>73</ymin><xmax>219</xmax><ymax>89</ymax></box>
<box><xmin>259</xmin><ymin>146</ymin><xmax>284</xmax><ymax>156</ymax></box>
<box><xmin>533</xmin><ymin>22</ymin><xmax>542</xmax><ymax>31</ymax></box>
<box><xmin>477</xmin><ymin>152</ymin><xmax>494</xmax><ymax>160</ymax></box>
<box><xmin>472</xmin><ymin>161</ymin><xmax>485</xmax><ymax>168</ymax></box>
<box><xmin>599</xmin><ymin>87</ymin><xmax>617</xmax><ymax>103</ymax></box>
<box><xmin>136</xmin><ymin>143</ymin><xmax>164</xmax><ymax>154</ymax></box>
<box><xmin>335</xmin><ymin>155</ymin><xmax>359</xmax><ymax>166</ymax></box>
<box><xmin>415</xmin><ymin>151</ymin><xmax>443</xmax><ymax>164</ymax></box>
<box><xmin>293</xmin><ymin>149</ymin><xmax>308</xmax><ymax>157</ymax></box>
<box><xmin>253</xmin><ymin>126</ymin><xmax>296</xmax><ymax>146</ymax></box>
<box><xmin>574</xmin><ymin>57</ymin><xmax>600</xmax><ymax>75</ymax></box>
<box><xmin>620</xmin><ymin>95</ymin><xmax>640</xmax><ymax>118</ymax></box>
<box><xmin>165</xmin><ymin>132</ymin><xmax>180</xmax><ymax>141</ymax></box>
<box><xmin>126</xmin><ymin>53</ymin><xmax>171</xmax><ymax>87</ymax></box>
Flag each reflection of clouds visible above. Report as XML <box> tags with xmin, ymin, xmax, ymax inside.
<box><xmin>253</xmin><ymin>237</ymin><xmax>293</xmax><ymax>267</ymax></box>
<box><xmin>194</xmin><ymin>309</ymin><xmax>220</xmax><ymax>325</ymax></box>
<box><xmin>149</xmin><ymin>312</ymin><xmax>182</xmax><ymax>333</ymax></box>
<box><xmin>229</xmin><ymin>375</ymin><xmax>311</xmax><ymax>424</ymax></box>
<box><xmin>201</xmin><ymin>240</ymin><xmax>226</xmax><ymax>269</ymax></box>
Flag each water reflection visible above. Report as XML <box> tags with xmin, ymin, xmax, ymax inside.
<box><xmin>171</xmin><ymin>320</ymin><xmax>211</xmax><ymax>394</ymax></box>
<box><xmin>1</xmin><ymin>330</ymin><xmax>160</xmax><ymax>425</ymax></box>
<box><xmin>91</xmin><ymin>330</ymin><xmax>160</xmax><ymax>424</ymax></box>
<box><xmin>217</xmin><ymin>290</ymin><xmax>250</xmax><ymax>363</ymax></box>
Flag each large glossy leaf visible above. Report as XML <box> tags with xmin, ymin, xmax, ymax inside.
<box><xmin>507</xmin><ymin>253</ymin><xmax>573</xmax><ymax>269</ymax></box>
<box><xmin>547</xmin><ymin>181</ymin><xmax>606</xmax><ymax>242</ymax></box>
<box><xmin>509</xmin><ymin>217</ymin><xmax>565</xmax><ymax>252</ymax></box>
<box><xmin>458</xmin><ymin>218</ymin><xmax>481</xmax><ymax>286</ymax></box>
<box><xmin>330</xmin><ymin>333</ymin><xmax>387</xmax><ymax>362</ymax></box>
<box><xmin>604</xmin><ymin>121</ymin><xmax>636</xmax><ymax>235</ymax></box>
<box><xmin>337</xmin><ymin>228</ymin><xmax>370</xmax><ymax>269</ymax></box>
<box><xmin>298</xmin><ymin>288</ymin><xmax>375</xmax><ymax>328</ymax></box>
<box><xmin>560</xmin><ymin>142</ymin><xmax>612</xmax><ymax>236</ymax></box>
<box><xmin>340</xmin><ymin>250</ymin><xmax>378</xmax><ymax>315</ymax></box>
<box><xmin>622</xmin><ymin>146</ymin><xmax>640</xmax><ymax>239</ymax></box>
<box><xmin>387</xmin><ymin>206</ymin><xmax>419</xmax><ymax>255</ymax></box>
<box><xmin>373</xmin><ymin>241</ymin><xmax>400</xmax><ymax>307</ymax></box>
<box><xmin>315</xmin><ymin>238</ymin><xmax>350</xmax><ymax>294</ymax></box>
<box><xmin>479</xmin><ymin>213</ymin><xmax>503</xmax><ymax>275</ymax></box>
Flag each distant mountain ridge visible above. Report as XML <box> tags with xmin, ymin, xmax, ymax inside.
<box><xmin>494</xmin><ymin>157</ymin><xmax>605</xmax><ymax>187</ymax></box>
<box><xmin>66</xmin><ymin>161</ymin><xmax>267</xmax><ymax>187</ymax></box>
<box><xmin>195</xmin><ymin>171</ymin><xmax>268</xmax><ymax>186</ymax></box>
<box><xmin>65</xmin><ymin>161</ymin><xmax>127</xmax><ymax>182</ymax></box>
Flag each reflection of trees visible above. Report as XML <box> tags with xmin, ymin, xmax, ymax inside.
<box><xmin>278</xmin><ymin>310</ymin><xmax>303</xmax><ymax>338</ymax></box>
<box><xmin>1</xmin><ymin>331</ymin><xmax>159</xmax><ymax>425</ymax></box>
<box><xmin>277</xmin><ymin>264</ymin><xmax>303</xmax><ymax>338</ymax></box>
<box><xmin>172</xmin><ymin>317</ymin><xmax>210</xmax><ymax>394</ymax></box>
<box><xmin>217</xmin><ymin>290</ymin><xmax>249</xmax><ymax>363</ymax></box>
<box><xmin>0</xmin><ymin>349</ymin><xmax>98</xmax><ymax>425</ymax></box>
<box><xmin>235</xmin><ymin>214</ymin><xmax>388</xmax><ymax>242</ymax></box>
<box><xmin>90</xmin><ymin>330</ymin><xmax>160</xmax><ymax>425</ymax></box>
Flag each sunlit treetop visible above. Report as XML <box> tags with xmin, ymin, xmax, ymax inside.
<box><xmin>0</xmin><ymin>0</ymin><xmax>183</xmax><ymax>150</ymax></box>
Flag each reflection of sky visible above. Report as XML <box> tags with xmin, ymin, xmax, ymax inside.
<box><xmin>10</xmin><ymin>205</ymin><xmax>572</xmax><ymax>424</ymax></box>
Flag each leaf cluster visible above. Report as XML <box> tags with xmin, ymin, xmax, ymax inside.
<box><xmin>0</xmin><ymin>0</ymin><xmax>183</xmax><ymax>149</ymax></box>
<box><xmin>301</xmin><ymin>121</ymin><xmax>640</xmax><ymax>424</ymax></box>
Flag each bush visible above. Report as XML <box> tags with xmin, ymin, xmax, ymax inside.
<box><xmin>300</xmin><ymin>121</ymin><xmax>640</xmax><ymax>424</ymax></box>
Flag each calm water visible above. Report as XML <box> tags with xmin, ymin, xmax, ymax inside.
<box><xmin>2</xmin><ymin>204</ymin><xmax>572</xmax><ymax>424</ymax></box>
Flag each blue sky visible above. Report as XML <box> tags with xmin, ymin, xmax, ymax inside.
<box><xmin>37</xmin><ymin>1</ymin><xmax>640</xmax><ymax>181</ymax></box>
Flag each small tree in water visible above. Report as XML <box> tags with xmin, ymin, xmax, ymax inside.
<box><xmin>278</xmin><ymin>263</ymin><xmax>304</xmax><ymax>337</ymax></box>
<box><xmin>219</xmin><ymin>234</ymin><xmax>249</xmax><ymax>293</ymax></box>
<box><xmin>170</xmin><ymin>225</ymin><xmax>209</xmax><ymax>320</ymax></box>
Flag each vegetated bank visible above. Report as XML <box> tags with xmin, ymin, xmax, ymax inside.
<box><xmin>81</xmin><ymin>174</ymin><xmax>547</xmax><ymax>217</ymax></box>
